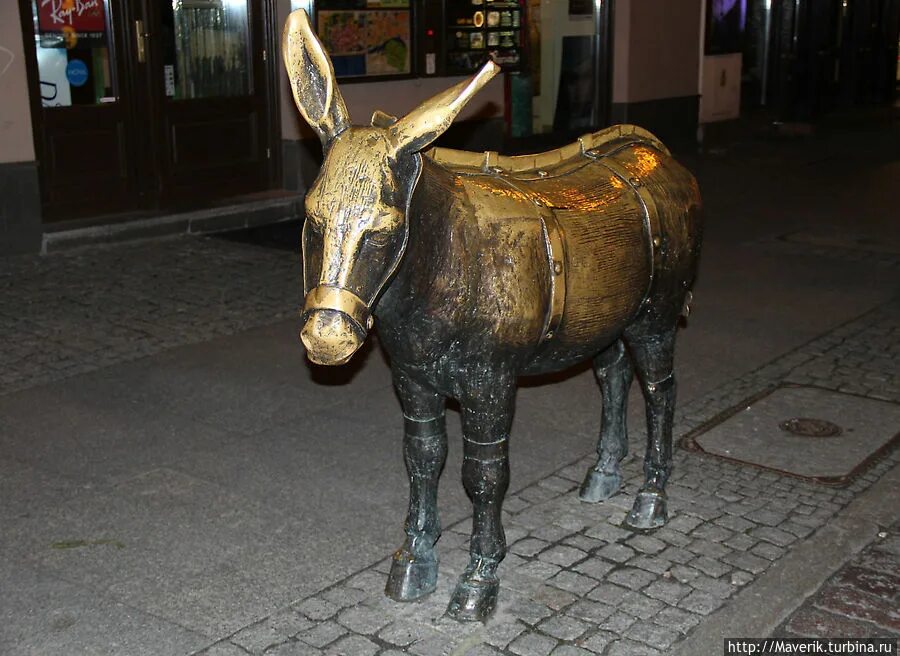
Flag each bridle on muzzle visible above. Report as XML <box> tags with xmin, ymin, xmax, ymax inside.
<box><xmin>302</xmin><ymin>284</ymin><xmax>374</xmax><ymax>333</ymax></box>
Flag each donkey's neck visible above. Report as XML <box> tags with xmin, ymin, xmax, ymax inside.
<box><xmin>374</xmin><ymin>157</ymin><xmax>460</xmax><ymax>363</ymax></box>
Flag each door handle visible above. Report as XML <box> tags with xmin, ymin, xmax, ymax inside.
<box><xmin>135</xmin><ymin>20</ymin><xmax>148</xmax><ymax>63</ymax></box>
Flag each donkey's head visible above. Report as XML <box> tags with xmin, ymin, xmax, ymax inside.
<box><xmin>283</xmin><ymin>10</ymin><xmax>499</xmax><ymax>365</ymax></box>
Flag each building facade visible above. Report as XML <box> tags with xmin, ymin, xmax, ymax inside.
<box><xmin>0</xmin><ymin>0</ymin><xmax>727</xmax><ymax>255</ymax></box>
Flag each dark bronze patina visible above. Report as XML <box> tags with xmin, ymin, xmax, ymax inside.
<box><xmin>284</xmin><ymin>10</ymin><xmax>703</xmax><ymax>622</ymax></box>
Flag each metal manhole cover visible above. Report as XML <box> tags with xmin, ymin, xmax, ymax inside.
<box><xmin>779</xmin><ymin>417</ymin><xmax>843</xmax><ymax>438</ymax></box>
<box><xmin>682</xmin><ymin>385</ymin><xmax>900</xmax><ymax>485</ymax></box>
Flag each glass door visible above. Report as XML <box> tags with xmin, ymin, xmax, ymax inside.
<box><xmin>24</xmin><ymin>0</ymin><xmax>275</xmax><ymax>221</ymax></box>
<box><xmin>147</xmin><ymin>0</ymin><xmax>273</xmax><ymax>207</ymax></box>
<box><xmin>28</xmin><ymin>0</ymin><xmax>149</xmax><ymax>220</ymax></box>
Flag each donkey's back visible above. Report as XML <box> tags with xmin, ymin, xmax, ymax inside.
<box><xmin>428</xmin><ymin>125</ymin><xmax>702</xmax><ymax>373</ymax></box>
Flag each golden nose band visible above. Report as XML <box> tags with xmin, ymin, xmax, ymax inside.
<box><xmin>303</xmin><ymin>285</ymin><xmax>374</xmax><ymax>332</ymax></box>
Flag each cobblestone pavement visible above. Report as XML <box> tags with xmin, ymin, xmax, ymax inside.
<box><xmin>189</xmin><ymin>295</ymin><xmax>898</xmax><ymax>656</ymax></box>
<box><xmin>775</xmin><ymin>519</ymin><xmax>900</xmax><ymax>641</ymax></box>
<box><xmin>0</xmin><ymin>238</ymin><xmax>300</xmax><ymax>395</ymax></box>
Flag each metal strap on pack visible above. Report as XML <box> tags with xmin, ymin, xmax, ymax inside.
<box><xmin>539</xmin><ymin>210</ymin><xmax>567</xmax><ymax>342</ymax></box>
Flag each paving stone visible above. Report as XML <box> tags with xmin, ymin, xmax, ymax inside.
<box><xmin>606</xmin><ymin>567</ymin><xmax>657</xmax><ymax>590</ymax></box>
<box><xmin>296</xmin><ymin>622</ymin><xmax>347</xmax><ymax>649</ymax></box>
<box><xmin>627</xmin><ymin>535</ymin><xmax>666</xmax><ymax>555</ymax></box>
<box><xmin>628</xmin><ymin>620</ymin><xmax>680</xmax><ymax>650</ymax></box>
<box><xmin>566</xmin><ymin>599</ymin><xmax>617</xmax><ymax>624</ymax></box>
<box><xmin>689</xmin><ymin>574</ymin><xmax>737</xmax><ymax>599</ymax></box>
<box><xmin>618</xmin><ymin>591</ymin><xmax>665</xmax><ymax>620</ymax></box>
<box><xmin>605</xmin><ymin>638</ymin><xmax>661</xmax><ymax>655</ymax></box>
<box><xmin>538</xmin><ymin>615</ymin><xmax>590</xmax><ymax>640</ymax></box>
<box><xmin>325</xmin><ymin>634</ymin><xmax>379</xmax><ymax>656</ymax></box>
<box><xmin>335</xmin><ymin>605</ymin><xmax>391</xmax><ymax>634</ymax></box>
<box><xmin>724</xmin><ymin>551</ymin><xmax>770</xmax><ymax>574</ymax></box>
<box><xmin>664</xmin><ymin>515</ymin><xmax>704</xmax><ymax>534</ymax></box>
<box><xmin>578</xmin><ymin>630</ymin><xmax>615</xmax><ymax>654</ymax></box>
<box><xmin>509</xmin><ymin>632</ymin><xmax>558</xmax><ymax>656</ymax></box>
<box><xmin>597</xmin><ymin>544</ymin><xmax>636</xmax><ymax>564</ymax></box>
<box><xmin>690</xmin><ymin>555</ymin><xmax>733</xmax><ymax>578</ymax></box>
<box><xmin>549</xmin><ymin>646</ymin><xmax>592</xmax><ymax>656</ymax></box>
<box><xmin>548</xmin><ymin>570</ymin><xmax>598</xmax><ymax>596</ymax></box>
<box><xmin>658</xmin><ymin>546</ymin><xmax>693</xmax><ymax>564</ymax></box>
<box><xmin>643</xmin><ymin>579</ymin><xmax>692</xmax><ymax>605</ymax></box>
<box><xmin>264</xmin><ymin>641</ymin><xmax>325</xmax><ymax>655</ymax></box>
<box><xmin>690</xmin><ymin>524</ymin><xmax>733</xmax><ymax>542</ymax></box>
<box><xmin>587</xmin><ymin>583</ymin><xmax>630</xmax><ymax>605</ymax></box>
<box><xmin>724</xmin><ymin>533</ymin><xmax>758</xmax><ymax>552</ymax></box>
<box><xmin>572</xmin><ymin>558</ymin><xmax>617</xmax><ymax>580</ymax></box>
<box><xmin>627</xmin><ymin>556</ymin><xmax>673</xmax><ymax>575</ymax></box>
<box><xmin>679</xmin><ymin>590</ymin><xmax>725</xmax><ymax>616</ymax></box>
<box><xmin>751</xmin><ymin>541</ymin><xmax>786</xmax><ymax>561</ymax></box>
<box><xmin>322</xmin><ymin>587</ymin><xmax>369</xmax><ymax>609</ymax></box>
<box><xmin>539</xmin><ymin>545</ymin><xmax>588</xmax><ymax>567</ymax></box>
<box><xmin>563</xmin><ymin>534</ymin><xmax>606</xmax><ymax>552</ymax></box>
<box><xmin>652</xmin><ymin>606</ymin><xmax>702</xmax><ymax>633</ymax></box>
<box><xmin>584</xmin><ymin>523</ymin><xmax>632</xmax><ymax>543</ymax></box>
<box><xmin>505</xmin><ymin>594</ymin><xmax>555</xmax><ymax>626</ymax></box>
<box><xmin>462</xmin><ymin>645</ymin><xmax>504</xmax><ymax>656</ymax></box>
<box><xmin>232</xmin><ymin>611</ymin><xmax>313</xmax><ymax>653</ymax></box>
<box><xmin>378</xmin><ymin>620</ymin><xmax>439</xmax><ymax>647</ymax></box>
<box><xmin>685</xmin><ymin>539</ymin><xmax>732</xmax><ymax>559</ymax></box>
<box><xmin>749</xmin><ymin>526</ymin><xmax>797</xmax><ymax>547</ymax></box>
<box><xmin>730</xmin><ymin>570</ymin><xmax>754</xmax><ymax>587</ymax></box>
<box><xmin>532</xmin><ymin>584</ymin><xmax>578</xmax><ymax>611</ymax></box>
<box><xmin>744</xmin><ymin>509</ymin><xmax>788</xmax><ymax>527</ymax></box>
<box><xmin>532</xmin><ymin>524</ymin><xmax>580</xmax><ymax>543</ymax></box>
<box><xmin>600</xmin><ymin>612</ymin><xmax>638</xmax><ymax>633</ymax></box>
<box><xmin>199</xmin><ymin>642</ymin><xmax>253</xmax><ymax>656</ymax></box>
<box><xmin>484</xmin><ymin>619</ymin><xmax>528</xmax><ymax>648</ymax></box>
<box><xmin>518</xmin><ymin>561</ymin><xmax>563</xmax><ymax>581</ymax></box>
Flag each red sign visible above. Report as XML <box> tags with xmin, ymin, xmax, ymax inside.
<box><xmin>38</xmin><ymin>0</ymin><xmax>106</xmax><ymax>35</ymax></box>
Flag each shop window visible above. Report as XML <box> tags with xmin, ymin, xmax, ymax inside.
<box><xmin>31</xmin><ymin>0</ymin><xmax>116</xmax><ymax>107</ymax></box>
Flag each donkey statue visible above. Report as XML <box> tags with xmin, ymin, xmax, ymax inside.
<box><xmin>283</xmin><ymin>10</ymin><xmax>702</xmax><ymax>621</ymax></box>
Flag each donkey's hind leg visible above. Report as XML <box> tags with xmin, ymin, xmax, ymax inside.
<box><xmin>623</xmin><ymin>325</ymin><xmax>678</xmax><ymax>531</ymax></box>
<box><xmin>580</xmin><ymin>339</ymin><xmax>634</xmax><ymax>503</ymax></box>
<box><xmin>385</xmin><ymin>370</ymin><xmax>447</xmax><ymax>602</ymax></box>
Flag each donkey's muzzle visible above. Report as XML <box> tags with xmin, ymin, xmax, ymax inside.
<box><xmin>300</xmin><ymin>286</ymin><xmax>372</xmax><ymax>366</ymax></box>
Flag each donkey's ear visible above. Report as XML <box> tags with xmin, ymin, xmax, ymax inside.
<box><xmin>282</xmin><ymin>9</ymin><xmax>351</xmax><ymax>146</ymax></box>
<box><xmin>387</xmin><ymin>60</ymin><xmax>500</xmax><ymax>158</ymax></box>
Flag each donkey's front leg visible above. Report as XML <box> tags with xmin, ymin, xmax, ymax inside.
<box><xmin>385</xmin><ymin>370</ymin><xmax>447</xmax><ymax>602</ymax></box>
<box><xmin>446</xmin><ymin>376</ymin><xmax>515</xmax><ymax>622</ymax></box>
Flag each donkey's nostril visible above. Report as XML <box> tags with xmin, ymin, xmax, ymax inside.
<box><xmin>300</xmin><ymin>310</ymin><xmax>365</xmax><ymax>365</ymax></box>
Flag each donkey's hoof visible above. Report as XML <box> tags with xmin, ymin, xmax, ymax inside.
<box><xmin>446</xmin><ymin>576</ymin><xmax>499</xmax><ymax>622</ymax></box>
<box><xmin>579</xmin><ymin>468</ymin><xmax>622</xmax><ymax>503</ymax></box>
<box><xmin>624</xmin><ymin>489</ymin><xmax>668</xmax><ymax>531</ymax></box>
<box><xmin>385</xmin><ymin>550</ymin><xmax>438</xmax><ymax>602</ymax></box>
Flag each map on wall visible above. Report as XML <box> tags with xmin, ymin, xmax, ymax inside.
<box><xmin>317</xmin><ymin>2</ymin><xmax>411</xmax><ymax>78</ymax></box>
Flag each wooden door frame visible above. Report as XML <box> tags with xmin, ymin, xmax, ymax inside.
<box><xmin>17</xmin><ymin>0</ymin><xmax>282</xmax><ymax>222</ymax></box>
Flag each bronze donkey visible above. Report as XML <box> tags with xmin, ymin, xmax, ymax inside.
<box><xmin>284</xmin><ymin>10</ymin><xmax>702</xmax><ymax>622</ymax></box>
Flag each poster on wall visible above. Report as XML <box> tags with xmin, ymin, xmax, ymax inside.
<box><xmin>37</xmin><ymin>0</ymin><xmax>108</xmax><ymax>48</ymax></box>
<box><xmin>317</xmin><ymin>1</ymin><xmax>411</xmax><ymax>78</ymax></box>
<box><xmin>706</xmin><ymin>0</ymin><xmax>747</xmax><ymax>55</ymax></box>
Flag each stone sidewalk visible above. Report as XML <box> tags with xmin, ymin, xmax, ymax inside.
<box><xmin>2</xmin><ymin>118</ymin><xmax>899</xmax><ymax>655</ymax></box>
<box><xmin>204</xmin><ymin>297</ymin><xmax>900</xmax><ymax>656</ymax></box>
<box><xmin>2</xmin><ymin>235</ymin><xmax>898</xmax><ymax>656</ymax></box>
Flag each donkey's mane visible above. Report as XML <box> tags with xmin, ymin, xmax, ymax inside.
<box><xmin>426</xmin><ymin>124</ymin><xmax>668</xmax><ymax>177</ymax></box>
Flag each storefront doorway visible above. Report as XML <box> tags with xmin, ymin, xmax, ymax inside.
<box><xmin>20</xmin><ymin>0</ymin><xmax>279</xmax><ymax>222</ymax></box>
